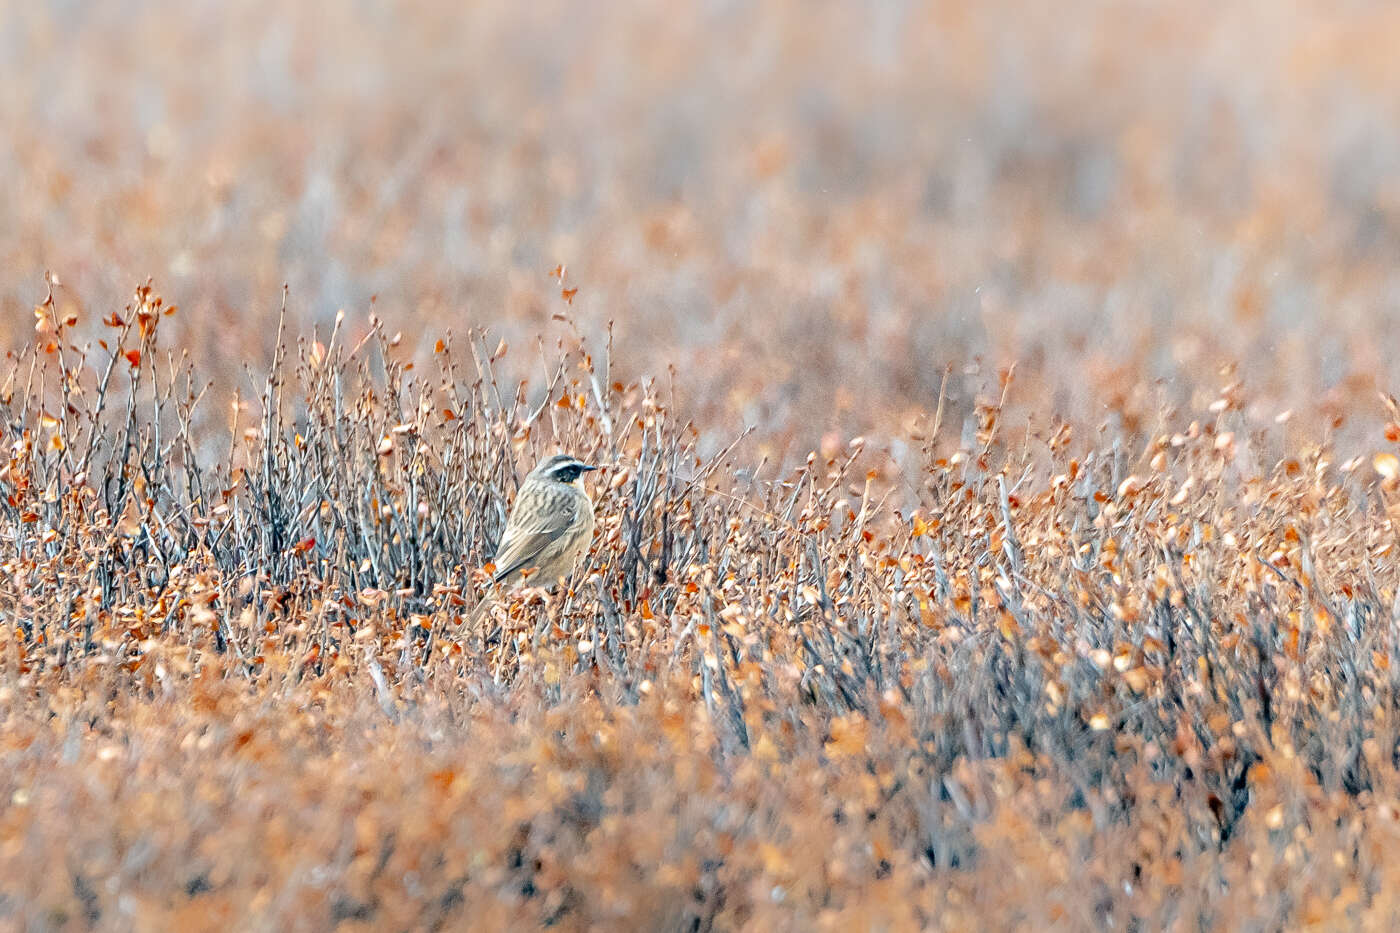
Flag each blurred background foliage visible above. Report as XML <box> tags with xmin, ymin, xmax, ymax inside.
<box><xmin>4</xmin><ymin>1</ymin><xmax>1400</xmax><ymax>460</ymax></box>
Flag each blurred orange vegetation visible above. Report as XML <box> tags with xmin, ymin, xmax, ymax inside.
<box><xmin>8</xmin><ymin>0</ymin><xmax>1400</xmax><ymax>929</ymax></box>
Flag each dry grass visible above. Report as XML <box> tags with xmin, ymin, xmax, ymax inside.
<box><xmin>7</xmin><ymin>1</ymin><xmax>1400</xmax><ymax>930</ymax></box>
<box><xmin>5</xmin><ymin>281</ymin><xmax>1400</xmax><ymax>930</ymax></box>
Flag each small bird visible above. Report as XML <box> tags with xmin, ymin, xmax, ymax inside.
<box><xmin>490</xmin><ymin>453</ymin><xmax>597</xmax><ymax>587</ymax></box>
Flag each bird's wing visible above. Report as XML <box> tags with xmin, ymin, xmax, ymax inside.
<box><xmin>491</xmin><ymin>485</ymin><xmax>578</xmax><ymax>582</ymax></box>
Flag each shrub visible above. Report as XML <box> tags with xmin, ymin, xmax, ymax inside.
<box><xmin>2</xmin><ymin>283</ymin><xmax>1400</xmax><ymax>929</ymax></box>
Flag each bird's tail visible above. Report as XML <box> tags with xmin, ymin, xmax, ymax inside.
<box><xmin>467</xmin><ymin>589</ymin><xmax>497</xmax><ymax>634</ymax></box>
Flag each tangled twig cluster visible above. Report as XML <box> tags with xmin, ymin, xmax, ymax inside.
<box><xmin>3</xmin><ymin>284</ymin><xmax>1400</xmax><ymax>929</ymax></box>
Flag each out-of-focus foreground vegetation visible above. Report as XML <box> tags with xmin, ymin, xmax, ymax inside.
<box><xmin>7</xmin><ymin>1</ymin><xmax>1400</xmax><ymax>929</ymax></box>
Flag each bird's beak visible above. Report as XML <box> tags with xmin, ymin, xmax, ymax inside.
<box><xmin>579</xmin><ymin>463</ymin><xmax>599</xmax><ymax>472</ymax></box>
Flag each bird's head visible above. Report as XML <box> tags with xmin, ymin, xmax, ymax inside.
<box><xmin>530</xmin><ymin>453</ymin><xmax>597</xmax><ymax>486</ymax></box>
